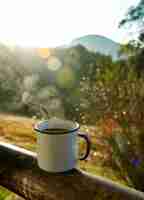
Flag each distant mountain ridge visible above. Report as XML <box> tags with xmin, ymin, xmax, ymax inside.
<box><xmin>70</xmin><ymin>34</ymin><xmax>121</xmax><ymax>60</ymax></box>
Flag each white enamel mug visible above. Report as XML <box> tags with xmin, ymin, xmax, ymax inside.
<box><xmin>34</xmin><ymin>118</ymin><xmax>90</xmax><ymax>173</ymax></box>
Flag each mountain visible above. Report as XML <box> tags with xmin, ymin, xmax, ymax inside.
<box><xmin>70</xmin><ymin>35</ymin><xmax>121</xmax><ymax>60</ymax></box>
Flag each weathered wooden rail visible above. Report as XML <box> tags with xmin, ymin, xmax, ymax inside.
<box><xmin>0</xmin><ymin>142</ymin><xmax>144</xmax><ymax>200</ymax></box>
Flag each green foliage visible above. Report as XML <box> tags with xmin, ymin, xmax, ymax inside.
<box><xmin>119</xmin><ymin>0</ymin><xmax>144</xmax><ymax>49</ymax></box>
<box><xmin>119</xmin><ymin>0</ymin><xmax>144</xmax><ymax>25</ymax></box>
<box><xmin>119</xmin><ymin>0</ymin><xmax>144</xmax><ymax>78</ymax></box>
<box><xmin>0</xmin><ymin>187</ymin><xmax>10</xmax><ymax>200</ymax></box>
<box><xmin>119</xmin><ymin>0</ymin><xmax>144</xmax><ymax>33</ymax></box>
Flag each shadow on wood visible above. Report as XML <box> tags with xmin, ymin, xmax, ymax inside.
<box><xmin>0</xmin><ymin>142</ymin><xmax>143</xmax><ymax>200</ymax></box>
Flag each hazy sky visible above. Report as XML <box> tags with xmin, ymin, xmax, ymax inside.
<box><xmin>0</xmin><ymin>0</ymin><xmax>139</xmax><ymax>47</ymax></box>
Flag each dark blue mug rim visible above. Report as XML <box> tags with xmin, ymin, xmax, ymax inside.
<box><xmin>34</xmin><ymin>120</ymin><xmax>80</xmax><ymax>135</ymax></box>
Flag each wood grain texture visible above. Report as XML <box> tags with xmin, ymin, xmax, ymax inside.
<box><xmin>0</xmin><ymin>142</ymin><xmax>143</xmax><ymax>200</ymax></box>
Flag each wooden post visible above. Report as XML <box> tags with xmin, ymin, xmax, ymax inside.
<box><xmin>0</xmin><ymin>142</ymin><xmax>143</xmax><ymax>200</ymax></box>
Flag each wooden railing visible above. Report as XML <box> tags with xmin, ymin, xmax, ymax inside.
<box><xmin>0</xmin><ymin>142</ymin><xmax>144</xmax><ymax>200</ymax></box>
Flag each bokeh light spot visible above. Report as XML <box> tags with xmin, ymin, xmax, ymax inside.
<box><xmin>47</xmin><ymin>56</ymin><xmax>62</xmax><ymax>71</ymax></box>
<box><xmin>37</xmin><ymin>48</ymin><xmax>50</xmax><ymax>58</ymax></box>
<box><xmin>56</xmin><ymin>67</ymin><xmax>76</xmax><ymax>88</ymax></box>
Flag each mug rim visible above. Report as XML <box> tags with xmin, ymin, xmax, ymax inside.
<box><xmin>34</xmin><ymin>120</ymin><xmax>80</xmax><ymax>135</ymax></box>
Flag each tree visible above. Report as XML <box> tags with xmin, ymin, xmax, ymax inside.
<box><xmin>119</xmin><ymin>0</ymin><xmax>144</xmax><ymax>75</ymax></box>
<box><xmin>119</xmin><ymin>0</ymin><xmax>144</xmax><ymax>47</ymax></box>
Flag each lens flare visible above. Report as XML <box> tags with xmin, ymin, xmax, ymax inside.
<box><xmin>47</xmin><ymin>56</ymin><xmax>62</xmax><ymax>71</ymax></box>
<box><xmin>37</xmin><ymin>48</ymin><xmax>50</xmax><ymax>58</ymax></box>
<box><xmin>56</xmin><ymin>67</ymin><xmax>76</xmax><ymax>88</ymax></box>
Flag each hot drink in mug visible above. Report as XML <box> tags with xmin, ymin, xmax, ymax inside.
<box><xmin>34</xmin><ymin>118</ymin><xmax>90</xmax><ymax>173</ymax></box>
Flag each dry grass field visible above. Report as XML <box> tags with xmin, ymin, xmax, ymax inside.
<box><xmin>0</xmin><ymin>114</ymin><xmax>128</xmax><ymax>200</ymax></box>
<box><xmin>0</xmin><ymin>114</ymin><xmax>37</xmax><ymax>150</ymax></box>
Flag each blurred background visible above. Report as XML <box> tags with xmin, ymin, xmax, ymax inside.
<box><xmin>0</xmin><ymin>0</ymin><xmax>144</xmax><ymax>199</ymax></box>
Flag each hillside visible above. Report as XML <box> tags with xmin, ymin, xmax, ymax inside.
<box><xmin>71</xmin><ymin>34</ymin><xmax>121</xmax><ymax>60</ymax></box>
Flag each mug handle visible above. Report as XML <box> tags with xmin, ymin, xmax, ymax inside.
<box><xmin>78</xmin><ymin>132</ymin><xmax>91</xmax><ymax>160</ymax></box>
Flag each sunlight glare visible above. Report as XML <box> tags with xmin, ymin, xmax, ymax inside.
<box><xmin>0</xmin><ymin>0</ymin><xmax>138</xmax><ymax>47</ymax></box>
